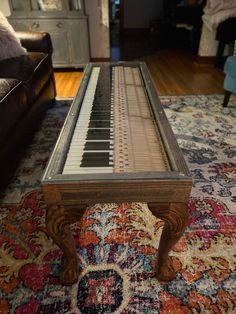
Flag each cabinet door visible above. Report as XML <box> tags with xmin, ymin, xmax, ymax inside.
<box><xmin>67</xmin><ymin>0</ymin><xmax>85</xmax><ymax>16</ymax></box>
<box><xmin>9</xmin><ymin>0</ymin><xmax>31</xmax><ymax>17</ymax></box>
<box><xmin>28</xmin><ymin>19</ymin><xmax>70</xmax><ymax>66</ymax></box>
<box><xmin>50</xmin><ymin>32</ymin><xmax>70</xmax><ymax>66</ymax></box>
<box><xmin>69</xmin><ymin>18</ymin><xmax>90</xmax><ymax>66</ymax></box>
<box><xmin>30</xmin><ymin>0</ymin><xmax>66</xmax><ymax>17</ymax></box>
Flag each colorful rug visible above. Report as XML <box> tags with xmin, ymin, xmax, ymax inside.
<box><xmin>0</xmin><ymin>95</ymin><xmax>235</xmax><ymax>314</ymax></box>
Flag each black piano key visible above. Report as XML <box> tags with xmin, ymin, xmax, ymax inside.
<box><xmin>90</xmin><ymin>104</ymin><xmax>110</xmax><ymax>108</ymax></box>
<box><xmin>89</xmin><ymin>120</ymin><xmax>111</xmax><ymax>128</ymax></box>
<box><xmin>81</xmin><ymin>152</ymin><xmax>111</xmax><ymax>167</ymax></box>
<box><xmin>81</xmin><ymin>160</ymin><xmax>110</xmax><ymax>167</ymax></box>
<box><xmin>84</xmin><ymin>141</ymin><xmax>111</xmax><ymax>150</ymax></box>
<box><xmin>92</xmin><ymin>120</ymin><xmax>110</xmax><ymax>128</ymax></box>
<box><xmin>91</xmin><ymin>108</ymin><xmax>111</xmax><ymax>113</ymax></box>
<box><xmin>82</xmin><ymin>152</ymin><xmax>110</xmax><ymax>159</ymax></box>
<box><xmin>87</xmin><ymin>129</ymin><xmax>110</xmax><ymax>140</ymax></box>
<box><xmin>90</xmin><ymin>112</ymin><xmax>111</xmax><ymax>120</ymax></box>
<box><xmin>79</xmin><ymin>65</ymin><xmax>113</xmax><ymax>168</ymax></box>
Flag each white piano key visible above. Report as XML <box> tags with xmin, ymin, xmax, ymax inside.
<box><xmin>63</xmin><ymin>67</ymin><xmax>101</xmax><ymax>174</ymax></box>
<box><xmin>63</xmin><ymin>66</ymin><xmax>114</xmax><ymax>175</ymax></box>
<box><xmin>63</xmin><ymin>167</ymin><xmax>113</xmax><ymax>174</ymax></box>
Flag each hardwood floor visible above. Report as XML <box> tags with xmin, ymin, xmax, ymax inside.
<box><xmin>54</xmin><ymin>48</ymin><xmax>225</xmax><ymax>98</ymax></box>
<box><xmin>54</xmin><ymin>70</ymin><xmax>84</xmax><ymax>98</ymax></box>
<box><xmin>143</xmin><ymin>49</ymin><xmax>225</xmax><ymax>95</ymax></box>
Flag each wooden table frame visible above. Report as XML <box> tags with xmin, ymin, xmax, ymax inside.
<box><xmin>41</xmin><ymin>62</ymin><xmax>192</xmax><ymax>285</ymax></box>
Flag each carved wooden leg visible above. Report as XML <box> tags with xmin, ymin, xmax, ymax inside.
<box><xmin>46</xmin><ymin>205</ymin><xmax>79</xmax><ymax>285</ymax></box>
<box><xmin>148</xmin><ymin>202</ymin><xmax>189</xmax><ymax>282</ymax></box>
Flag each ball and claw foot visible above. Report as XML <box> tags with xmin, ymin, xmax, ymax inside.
<box><xmin>60</xmin><ymin>257</ymin><xmax>79</xmax><ymax>286</ymax></box>
<box><xmin>156</xmin><ymin>256</ymin><xmax>176</xmax><ymax>282</ymax></box>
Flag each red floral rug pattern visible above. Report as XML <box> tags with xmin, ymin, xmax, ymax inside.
<box><xmin>0</xmin><ymin>192</ymin><xmax>235</xmax><ymax>313</ymax></box>
<box><xmin>0</xmin><ymin>96</ymin><xmax>235</xmax><ymax>313</ymax></box>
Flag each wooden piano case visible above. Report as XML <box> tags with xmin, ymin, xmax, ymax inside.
<box><xmin>41</xmin><ymin>62</ymin><xmax>192</xmax><ymax>285</ymax></box>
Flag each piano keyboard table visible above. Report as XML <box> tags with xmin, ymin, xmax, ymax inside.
<box><xmin>41</xmin><ymin>62</ymin><xmax>192</xmax><ymax>286</ymax></box>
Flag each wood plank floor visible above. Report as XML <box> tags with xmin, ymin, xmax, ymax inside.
<box><xmin>54</xmin><ymin>48</ymin><xmax>225</xmax><ymax>98</ymax></box>
<box><xmin>54</xmin><ymin>71</ymin><xmax>84</xmax><ymax>98</ymax></box>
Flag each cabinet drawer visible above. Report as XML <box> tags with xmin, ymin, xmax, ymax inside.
<box><xmin>29</xmin><ymin>19</ymin><xmax>67</xmax><ymax>32</ymax></box>
<box><xmin>8</xmin><ymin>19</ymin><xmax>29</xmax><ymax>31</ymax></box>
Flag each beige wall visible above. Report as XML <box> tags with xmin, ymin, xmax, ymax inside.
<box><xmin>85</xmin><ymin>0</ymin><xmax>110</xmax><ymax>59</ymax></box>
<box><xmin>0</xmin><ymin>0</ymin><xmax>11</xmax><ymax>16</ymax></box>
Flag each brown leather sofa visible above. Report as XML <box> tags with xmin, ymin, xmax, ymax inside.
<box><xmin>0</xmin><ymin>31</ymin><xmax>56</xmax><ymax>192</ymax></box>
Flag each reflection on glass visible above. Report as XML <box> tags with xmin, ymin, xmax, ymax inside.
<box><xmin>38</xmin><ymin>0</ymin><xmax>62</xmax><ymax>11</ymax></box>
<box><xmin>69</xmin><ymin>0</ymin><xmax>81</xmax><ymax>11</ymax></box>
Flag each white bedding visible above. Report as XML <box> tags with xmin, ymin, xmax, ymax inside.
<box><xmin>204</xmin><ymin>0</ymin><xmax>236</xmax><ymax>14</ymax></box>
<box><xmin>202</xmin><ymin>0</ymin><xmax>236</xmax><ymax>30</ymax></box>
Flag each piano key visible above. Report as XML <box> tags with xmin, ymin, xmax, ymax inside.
<box><xmin>81</xmin><ymin>152</ymin><xmax>111</xmax><ymax>159</ymax></box>
<box><xmin>81</xmin><ymin>152</ymin><xmax>112</xmax><ymax>167</ymax></box>
<box><xmin>63</xmin><ymin>167</ymin><xmax>113</xmax><ymax>174</ymax></box>
<box><xmin>63</xmin><ymin>65</ymin><xmax>114</xmax><ymax>175</ymax></box>
<box><xmin>87</xmin><ymin>129</ymin><xmax>111</xmax><ymax>140</ymax></box>
<box><xmin>88</xmin><ymin>120</ymin><xmax>111</xmax><ymax>128</ymax></box>
<box><xmin>69</xmin><ymin>133</ymin><xmax>113</xmax><ymax>145</ymax></box>
<box><xmin>65</xmin><ymin>151</ymin><xmax>113</xmax><ymax>159</ymax></box>
<box><xmin>81</xmin><ymin>160</ymin><xmax>112</xmax><ymax>167</ymax></box>
<box><xmin>90</xmin><ymin>112</ymin><xmax>111</xmax><ymax>120</ymax></box>
<box><xmin>92</xmin><ymin>106</ymin><xmax>111</xmax><ymax>110</ymax></box>
<box><xmin>69</xmin><ymin>140</ymin><xmax>114</xmax><ymax>147</ymax></box>
<box><xmin>84</xmin><ymin>141</ymin><xmax>112</xmax><ymax>150</ymax></box>
<box><xmin>63</xmin><ymin>67</ymin><xmax>101</xmax><ymax>174</ymax></box>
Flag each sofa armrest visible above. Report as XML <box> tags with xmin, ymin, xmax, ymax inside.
<box><xmin>16</xmin><ymin>31</ymin><xmax>53</xmax><ymax>55</ymax></box>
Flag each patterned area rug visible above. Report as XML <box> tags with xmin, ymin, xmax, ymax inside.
<box><xmin>0</xmin><ymin>95</ymin><xmax>235</xmax><ymax>314</ymax></box>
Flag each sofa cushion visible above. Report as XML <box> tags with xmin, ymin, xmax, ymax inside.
<box><xmin>0</xmin><ymin>11</ymin><xmax>27</xmax><ymax>60</ymax></box>
<box><xmin>0</xmin><ymin>79</ymin><xmax>28</xmax><ymax>145</ymax></box>
<box><xmin>17</xmin><ymin>31</ymin><xmax>53</xmax><ymax>54</ymax></box>
<box><xmin>0</xmin><ymin>52</ymin><xmax>53</xmax><ymax>103</ymax></box>
<box><xmin>0</xmin><ymin>55</ymin><xmax>34</xmax><ymax>81</ymax></box>
<box><xmin>26</xmin><ymin>52</ymin><xmax>53</xmax><ymax>102</ymax></box>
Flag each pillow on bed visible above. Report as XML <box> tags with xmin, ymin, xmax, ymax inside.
<box><xmin>0</xmin><ymin>11</ymin><xmax>27</xmax><ymax>61</ymax></box>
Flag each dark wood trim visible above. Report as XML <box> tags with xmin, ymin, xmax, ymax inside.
<box><xmin>90</xmin><ymin>58</ymin><xmax>110</xmax><ymax>62</ymax></box>
<box><xmin>42</xmin><ymin>179</ymin><xmax>192</xmax><ymax>205</ymax></box>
